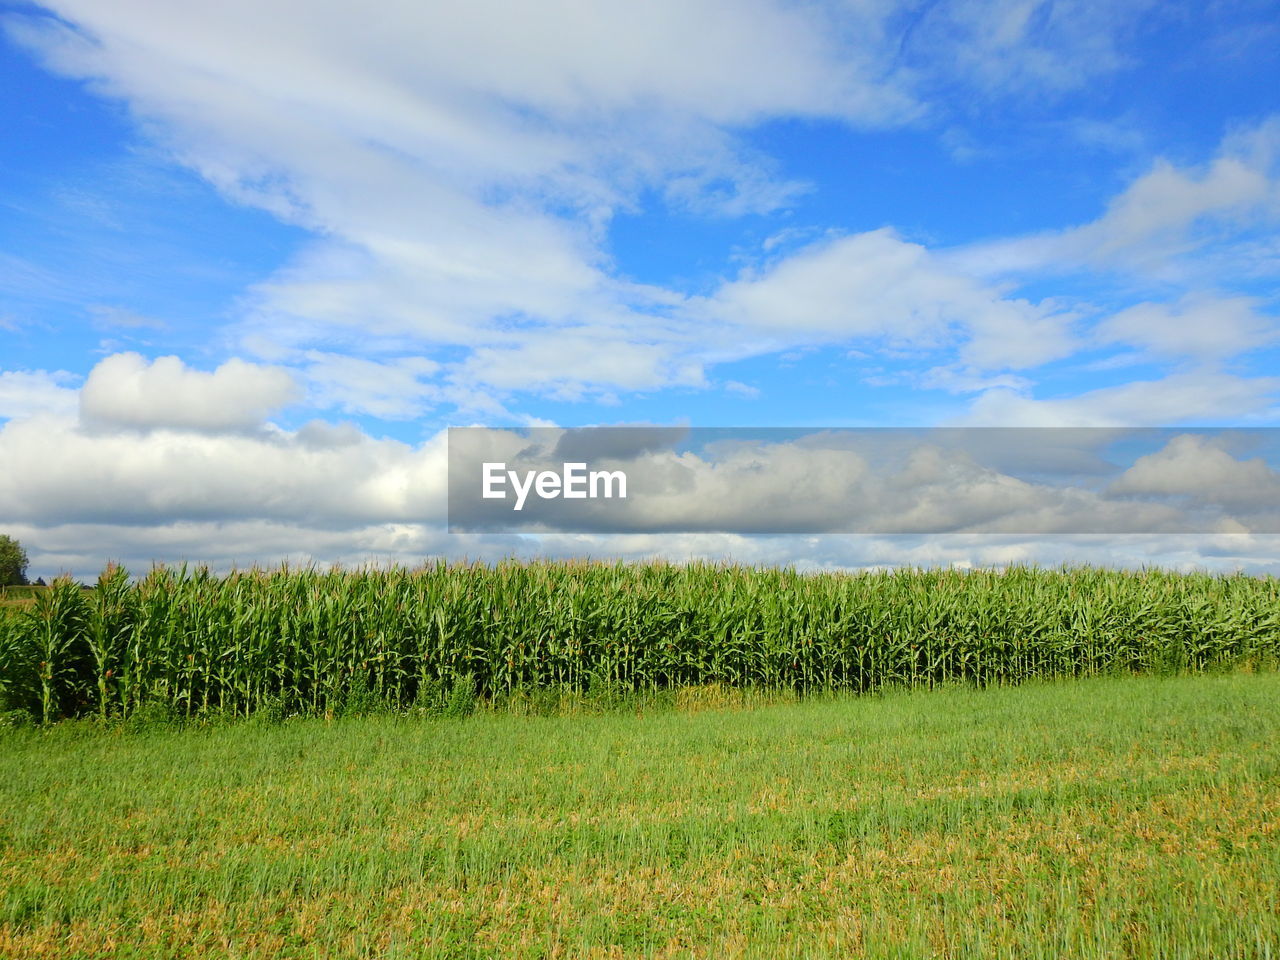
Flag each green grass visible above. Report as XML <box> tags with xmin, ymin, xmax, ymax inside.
<box><xmin>2</xmin><ymin>670</ymin><xmax>1278</xmax><ymax>958</ymax></box>
<box><xmin>0</xmin><ymin>586</ymin><xmax>41</xmax><ymax>617</ymax></box>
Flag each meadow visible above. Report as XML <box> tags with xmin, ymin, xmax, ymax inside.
<box><xmin>2</xmin><ymin>562</ymin><xmax>1279</xmax><ymax>724</ymax></box>
<box><xmin>1</xmin><ymin>670</ymin><xmax>1277</xmax><ymax>958</ymax></box>
<box><xmin>0</xmin><ymin>585</ymin><xmax>41</xmax><ymax>616</ymax></box>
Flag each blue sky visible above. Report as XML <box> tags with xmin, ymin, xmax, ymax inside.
<box><xmin>2</xmin><ymin>0</ymin><xmax>1279</xmax><ymax>575</ymax></box>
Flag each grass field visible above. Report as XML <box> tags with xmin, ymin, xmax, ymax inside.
<box><xmin>0</xmin><ymin>586</ymin><xmax>40</xmax><ymax>616</ymax></box>
<box><xmin>2</xmin><ymin>670</ymin><xmax>1277</xmax><ymax>958</ymax></box>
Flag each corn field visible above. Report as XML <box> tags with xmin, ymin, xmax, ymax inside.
<box><xmin>1</xmin><ymin>561</ymin><xmax>1277</xmax><ymax>723</ymax></box>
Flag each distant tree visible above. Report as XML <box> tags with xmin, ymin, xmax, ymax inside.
<box><xmin>0</xmin><ymin>535</ymin><xmax>30</xmax><ymax>586</ymax></box>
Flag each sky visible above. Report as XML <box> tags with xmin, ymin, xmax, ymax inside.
<box><xmin>2</xmin><ymin>0</ymin><xmax>1280</xmax><ymax>577</ymax></box>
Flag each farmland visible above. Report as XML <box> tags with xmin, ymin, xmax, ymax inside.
<box><xmin>1</xmin><ymin>562</ymin><xmax>1278</xmax><ymax>957</ymax></box>
<box><xmin>0</xmin><ymin>585</ymin><xmax>39</xmax><ymax>616</ymax></box>
<box><xmin>2</xmin><ymin>562</ymin><xmax>1279</xmax><ymax>724</ymax></box>
<box><xmin>1</xmin><ymin>670</ymin><xmax>1277</xmax><ymax>958</ymax></box>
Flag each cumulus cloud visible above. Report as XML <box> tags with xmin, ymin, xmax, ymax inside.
<box><xmin>1110</xmin><ymin>434</ymin><xmax>1280</xmax><ymax>511</ymax></box>
<box><xmin>12</xmin><ymin>376</ymin><xmax>1279</xmax><ymax>567</ymax></box>
<box><xmin>79</xmin><ymin>352</ymin><xmax>299</xmax><ymax>432</ymax></box>
<box><xmin>4</xmin><ymin>374</ymin><xmax>1280</xmax><ymax>577</ymax></box>
<box><xmin>0</xmin><ymin>409</ymin><xmax>446</xmax><ymax>526</ymax></box>
<box><xmin>449</xmin><ymin>427</ymin><xmax>1279</xmax><ymax>535</ymax></box>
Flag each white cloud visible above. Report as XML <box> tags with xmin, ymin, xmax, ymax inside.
<box><xmin>915</xmin><ymin>118</ymin><xmax>1280</xmax><ymax>419</ymax></box>
<box><xmin>5</xmin><ymin>0</ymin><xmax>1276</xmax><ymax>443</ymax></box>
<box><xmin>1097</xmin><ymin>294</ymin><xmax>1278</xmax><ymax>359</ymax></box>
<box><xmin>624</xmin><ymin>441</ymin><xmax>1132</xmax><ymax>534</ymax></box>
<box><xmin>0</xmin><ymin>369</ymin><xmax>80</xmax><ymax>420</ymax></box>
<box><xmin>0</xmin><ymin>409</ymin><xmax>446</xmax><ymax>526</ymax></box>
<box><xmin>13</xmin><ymin>378</ymin><xmax>1278</xmax><ymax>551</ymax></box>
<box><xmin>4</xmin><ymin>372</ymin><xmax>1280</xmax><ymax>576</ymax></box>
<box><xmin>6</xmin><ymin>407</ymin><xmax>1280</xmax><ymax>578</ymax></box>
<box><xmin>959</xmin><ymin>369</ymin><xmax>1280</xmax><ymax>427</ymax></box>
<box><xmin>918</xmin><ymin>365</ymin><xmax>1033</xmax><ymax>394</ymax></box>
<box><xmin>79</xmin><ymin>352</ymin><xmax>299</xmax><ymax>432</ymax></box>
<box><xmin>5</xmin><ymin>0</ymin><xmax>1166</xmax><ymax>408</ymax></box>
<box><xmin>952</xmin><ymin>117</ymin><xmax>1280</xmax><ymax>280</ymax></box>
<box><xmin>303</xmin><ymin>352</ymin><xmax>440</xmax><ymax>420</ymax></box>
<box><xmin>449</xmin><ymin>427</ymin><xmax>1280</xmax><ymax>536</ymax></box>
<box><xmin>1109</xmin><ymin>434</ymin><xmax>1280</xmax><ymax>509</ymax></box>
<box><xmin>457</xmin><ymin>334</ymin><xmax>706</xmax><ymax>398</ymax></box>
<box><xmin>707</xmin><ymin>229</ymin><xmax>1078</xmax><ymax>370</ymax></box>
<box><xmin>7</xmin><ymin>0</ymin><xmax>911</xmax><ymax>401</ymax></box>
<box><xmin>894</xmin><ymin>0</ymin><xmax>1162</xmax><ymax>100</ymax></box>
<box><xmin>1066</xmin><ymin>156</ymin><xmax>1275</xmax><ymax>269</ymax></box>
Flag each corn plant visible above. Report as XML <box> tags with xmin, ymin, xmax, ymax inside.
<box><xmin>1</xmin><ymin>561</ymin><xmax>1277</xmax><ymax>723</ymax></box>
<box><xmin>26</xmin><ymin>576</ymin><xmax>90</xmax><ymax>723</ymax></box>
